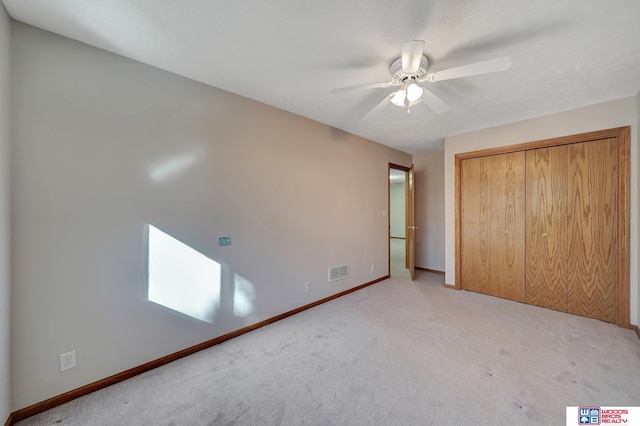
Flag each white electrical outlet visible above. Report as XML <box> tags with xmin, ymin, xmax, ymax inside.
<box><xmin>371</xmin><ymin>264</ymin><xmax>375</xmax><ymax>272</ymax></box>
<box><xmin>304</xmin><ymin>282</ymin><xmax>310</xmax><ymax>293</ymax></box>
<box><xmin>60</xmin><ymin>350</ymin><xmax>76</xmax><ymax>372</ymax></box>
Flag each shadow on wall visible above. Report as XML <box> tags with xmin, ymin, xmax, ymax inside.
<box><xmin>146</xmin><ymin>224</ymin><xmax>255</xmax><ymax>324</ymax></box>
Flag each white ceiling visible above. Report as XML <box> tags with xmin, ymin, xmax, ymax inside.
<box><xmin>3</xmin><ymin>0</ymin><xmax>640</xmax><ymax>154</ymax></box>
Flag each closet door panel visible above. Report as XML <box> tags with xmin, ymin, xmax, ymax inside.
<box><xmin>525</xmin><ymin>145</ymin><xmax>568</xmax><ymax>311</ymax></box>
<box><xmin>489</xmin><ymin>152</ymin><xmax>525</xmax><ymax>301</ymax></box>
<box><xmin>566</xmin><ymin>138</ymin><xmax>618</xmax><ymax>322</ymax></box>
<box><xmin>460</xmin><ymin>156</ymin><xmax>491</xmax><ymax>294</ymax></box>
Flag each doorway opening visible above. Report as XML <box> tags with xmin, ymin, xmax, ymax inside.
<box><xmin>388</xmin><ymin>163</ymin><xmax>415</xmax><ymax>279</ymax></box>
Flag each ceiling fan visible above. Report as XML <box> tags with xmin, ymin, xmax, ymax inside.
<box><xmin>330</xmin><ymin>40</ymin><xmax>512</xmax><ymax>119</ymax></box>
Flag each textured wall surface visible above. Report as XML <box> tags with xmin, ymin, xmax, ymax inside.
<box><xmin>10</xmin><ymin>22</ymin><xmax>411</xmax><ymax>409</ymax></box>
<box><xmin>0</xmin><ymin>3</ymin><xmax>11</xmax><ymax>423</ymax></box>
<box><xmin>414</xmin><ymin>150</ymin><xmax>445</xmax><ymax>271</ymax></box>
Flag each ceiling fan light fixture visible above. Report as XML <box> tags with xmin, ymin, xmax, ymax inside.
<box><xmin>331</xmin><ymin>40</ymin><xmax>511</xmax><ymax>118</ymax></box>
<box><xmin>406</xmin><ymin>83</ymin><xmax>423</xmax><ymax>102</ymax></box>
<box><xmin>390</xmin><ymin>89</ymin><xmax>406</xmax><ymax>107</ymax></box>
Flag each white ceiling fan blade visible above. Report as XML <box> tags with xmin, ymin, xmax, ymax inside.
<box><xmin>421</xmin><ymin>89</ymin><xmax>450</xmax><ymax>113</ymax></box>
<box><xmin>329</xmin><ymin>81</ymin><xmax>393</xmax><ymax>94</ymax></box>
<box><xmin>408</xmin><ymin>98</ymin><xmax>422</xmax><ymax>108</ymax></box>
<box><xmin>362</xmin><ymin>92</ymin><xmax>396</xmax><ymax>120</ymax></box>
<box><xmin>426</xmin><ymin>57</ymin><xmax>512</xmax><ymax>82</ymax></box>
<box><xmin>401</xmin><ymin>40</ymin><xmax>425</xmax><ymax>74</ymax></box>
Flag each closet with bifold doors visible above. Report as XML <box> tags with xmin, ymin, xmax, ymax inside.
<box><xmin>456</xmin><ymin>127</ymin><xmax>630</xmax><ymax>327</ymax></box>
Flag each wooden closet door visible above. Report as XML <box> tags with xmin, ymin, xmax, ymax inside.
<box><xmin>489</xmin><ymin>152</ymin><xmax>525</xmax><ymax>301</ymax></box>
<box><xmin>525</xmin><ymin>145</ymin><xmax>568</xmax><ymax>311</ymax></box>
<box><xmin>461</xmin><ymin>153</ymin><xmax>525</xmax><ymax>300</ymax></box>
<box><xmin>566</xmin><ymin>138</ymin><xmax>618</xmax><ymax>322</ymax></box>
<box><xmin>460</xmin><ymin>156</ymin><xmax>491</xmax><ymax>294</ymax></box>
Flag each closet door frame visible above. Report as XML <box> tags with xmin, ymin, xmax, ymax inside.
<box><xmin>454</xmin><ymin>126</ymin><xmax>630</xmax><ymax>328</ymax></box>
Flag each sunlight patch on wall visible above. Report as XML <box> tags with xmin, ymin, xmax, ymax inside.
<box><xmin>233</xmin><ymin>274</ymin><xmax>255</xmax><ymax>318</ymax></box>
<box><xmin>149</xmin><ymin>149</ymin><xmax>202</xmax><ymax>182</ymax></box>
<box><xmin>147</xmin><ymin>224</ymin><xmax>221</xmax><ymax>323</ymax></box>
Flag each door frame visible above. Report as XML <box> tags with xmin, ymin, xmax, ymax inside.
<box><xmin>454</xmin><ymin>126</ymin><xmax>630</xmax><ymax>327</ymax></box>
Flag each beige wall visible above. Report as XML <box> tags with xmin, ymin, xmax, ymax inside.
<box><xmin>0</xmin><ymin>3</ymin><xmax>10</xmax><ymax>423</ymax></box>
<box><xmin>413</xmin><ymin>150</ymin><xmax>445</xmax><ymax>271</ymax></box>
<box><xmin>444</xmin><ymin>96</ymin><xmax>639</xmax><ymax>326</ymax></box>
<box><xmin>10</xmin><ymin>22</ymin><xmax>411</xmax><ymax>410</ymax></box>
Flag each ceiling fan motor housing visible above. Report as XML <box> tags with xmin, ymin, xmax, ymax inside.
<box><xmin>389</xmin><ymin>55</ymin><xmax>429</xmax><ymax>84</ymax></box>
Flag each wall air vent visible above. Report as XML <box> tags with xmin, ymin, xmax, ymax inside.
<box><xmin>328</xmin><ymin>264</ymin><xmax>349</xmax><ymax>283</ymax></box>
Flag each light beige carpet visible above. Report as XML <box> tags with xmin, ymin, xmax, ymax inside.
<box><xmin>390</xmin><ymin>238</ymin><xmax>410</xmax><ymax>278</ymax></box>
<box><xmin>17</xmin><ymin>272</ymin><xmax>640</xmax><ymax>425</ymax></box>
